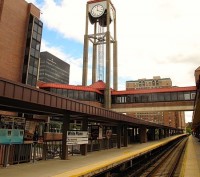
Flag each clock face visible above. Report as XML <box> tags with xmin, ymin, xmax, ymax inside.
<box><xmin>91</xmin><ymin>4</ymin><xmax>105</xmax><ymax>18</ymax></box>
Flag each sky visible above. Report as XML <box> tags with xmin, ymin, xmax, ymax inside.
<box><xmin>26</xmin><ymin>0</ymin><xmax>200</xmax><ymax>122</ymax></box>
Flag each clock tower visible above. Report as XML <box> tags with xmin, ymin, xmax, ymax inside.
<box><xmin>82</xmin><ymin>0</ymin><xmax>118</xmax><ymax>109</ymax></box>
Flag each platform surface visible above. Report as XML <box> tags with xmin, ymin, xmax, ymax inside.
<box><xmin>183</xmin><ymin>135</ymin><xmax>200</xmax><ymax>177</ymax></box>
<box><xmin>0</xmin><ymin>135</ymin><xmax>196</xmax><ymax>177</ymax></box>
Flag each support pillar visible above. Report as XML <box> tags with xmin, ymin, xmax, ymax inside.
<box><xmin>148</xmin><ymin>128</ymin><xmax>155</xmax><ymax>141</ymax></box>
<box><xmin>117</xmin><ymin>124</ymin><xmax>122</xmax><ymax>148</ymax></box>
<box><xmin>163</xmin><ymin>129</ymin><xmax>166</xmax><ymax>138</ymax></box>
<box><xmin>82</xmin><ymin>3</ymin><xmax>89</xmax><ymax>86</ymax></box>
<box><xmin>159</xmin><ymin>129</ymin><xmax>162</xmax><ymax>139</ymax></box>
<box><xmin>124</xmin><ymin>125</ymin><xmax>128</xmax><ymax>147</ymax></box>
<box><xmin>132</xmin><ymin>127</ymin><xmax>135</xmax><ymax>143</ymax></box>
<box><xmin>139</xmin><ymin>126</ymin><xmax>147</xmax><ymax>143</ymax></box>
<box><xmin>92</xmin><ymin>23</ymin><xmax>97</xmax><ymax>83</ymax></box>
<box><xmin>61</xmin><ymin>113</ymin><xmax>70</xmax><ymax>160</ymax></box>
<box><xmin>80</xmin><ymin>118</ymin><xmax>88</xmax><ymax>155</ymax></box>
<box><xmin>166</xmin><ymin>129</ymin><xmax>170</xmax><ymax>137</ymax></box>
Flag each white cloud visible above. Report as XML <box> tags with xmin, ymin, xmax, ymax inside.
<box><xmin>27</xmin><ymin>0</ymin><xmax>200</xmax><ymax>88</ymax></box>
<box><xmin>41</xmin><ymin>40</ymin><xmax>83</xmax><ymax>85</ymax></box>
<box><xmin>27</xmin><ymin>0</ymin><xmax>200</xmax><ymax>122</ymax></box>
<box><xmin>38</xmin><ymin>0</ymin><xmax>86</xmax><ymax>43</ymax></box>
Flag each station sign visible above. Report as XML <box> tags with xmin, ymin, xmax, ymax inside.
<box><xmin>0</xmin><ymin>115</ymin><xmax>25</xmax><ymax>144</ymax></box>
<box><xmin>67</xmin><ymin>131</ymin><xmax>88</xmax><ymax>145</ymax></box>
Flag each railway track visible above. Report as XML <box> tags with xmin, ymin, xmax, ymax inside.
<box><xmin>94</xmin><ymin>136</ymin><xmax>188</xmax><ymax>177</ymax></box>
<box><xmin>137</xmin><ymin>137</ymin><xmax>188</xmax><ymax>177</ymax></box>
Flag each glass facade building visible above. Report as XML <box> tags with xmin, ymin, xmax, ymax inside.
<box><xmin>39</xmin><ymin>52</ymin><xmax>70</xmax><ymax>84</ymax></box>
<box><xmin>22</xmin><ymin>15</ymin><xmax>43</xmax><ymax>87</ymax></box>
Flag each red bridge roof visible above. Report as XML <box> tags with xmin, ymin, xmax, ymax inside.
<box><xmin>39</xmin><ymin>81</ymin><xmax>196</xmax><ymax>96</ymax></box>
<box><xmin>112</xmin><ymin>86</ymin><xmax>196</xmax><ymax>95</ymax></box>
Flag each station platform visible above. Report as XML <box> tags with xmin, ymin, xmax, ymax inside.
<box><xmin>0</xmin><ymin>135</ymin><xmax>198</xmax><ymax>177</ymax></box>
<box><xmin>183</xmin><ymin>135</ymin><xmax>200</xmax><ymax>177</ymax></box>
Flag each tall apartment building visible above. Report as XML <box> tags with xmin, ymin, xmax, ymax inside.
<box><xmin>126</xmin><ymin>76</ymin><xmax>185</xmax><ymax>129</ymax></box>
<box><xmin>39</xmin><ymin>51</ymin><xmax>70</xmax><ymax>84</ymax></box>
<box><xmin>126</xmin><ymin>76</ymin><xmax>172</xmax><ymax>90</ymax></box>
<box><xmin>0</xmin><ymin>0</ymin><xmax>42</xmax><ymax>87</ymax></box>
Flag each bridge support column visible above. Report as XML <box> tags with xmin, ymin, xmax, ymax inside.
<box><xmin>139</xmin><ymin>126</ymin><xmax>147</xmax><ymax>143</ymax></box>
<box><xmin>61</xmin><ymin>113</ymin><xmax>70</xmax><ymax>160</ymax></box>
<box><xmin>132</xmin><ymin>127</ymin><xmax>136</xmax><ymax>142</ymax></box>
<box><xmin>167</xmin><ymin>129</ymin><xmax>170</xmax><ymax>137</ymax></box>
<box><xmin>159</xmin><ymin>129</ymin><xmax>163</xmax><ymax>139</ymax></box>
<box><xmin>80</xmin><ymin>118</ymin><xmax>88</xmax><ymax>156</ymax></box>
<box><xmin>148</xmin><ymin>128</ymin><xmax>155</xmax><ymax>141</ymax></box>
<box><xmin>163</xmin><ymin>129</ymin><xmax>166</xmax><ymax>138</ymax></box>
<box><xmin>124</xmin><ymin>125</ymin><xmax>128</xmax><ymax>147</ymax></box>
<box><xmin>117</xmin><ymin>124</ymin><xmax>122</xmax><ymax>148</ymax></box>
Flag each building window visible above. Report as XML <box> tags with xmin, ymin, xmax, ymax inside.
<box><xmin>171</xmin><ymin>92</ymin><xmax>178</xmax><ymax>101</ymax></box>
<box><xmin>0</xmin><ymin>0</ymin><xmax>4</xmax><ymax>21</ymax></box>
<box><xmin>23</xmin><ymin>15</ymin><xmax>43</xmax><ymax>87</ymax></box>
<box><xmin>73</xmin><ymin>91</ymin><xmax>78</xmax><ymax>99</ymax></box>
<box><xmin>178</xmin><ymin>92</ymin><xmax>184</xmax><ymax>100</ymax></box>
<box><xmin>68</xmin><ymin>90</ymin><xmax>73</xmax><ymax>98</ymax></box>
<box><xmin>79</xmin><ymin>91</ymin><xmax>84</xmax><ymax>100</ymax></box>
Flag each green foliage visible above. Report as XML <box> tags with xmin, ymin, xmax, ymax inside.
<box><xmin>186</xmin><ymin>127</ymin><xmax>192</xmax><ymax>134</ymax></box>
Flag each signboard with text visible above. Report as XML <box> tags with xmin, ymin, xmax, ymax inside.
<box><xmin>67</xmin><ymin>131</ymin><xmax>88</xmax><ymax>145</ymax></box>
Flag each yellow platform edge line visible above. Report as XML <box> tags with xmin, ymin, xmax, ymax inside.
<box><xmin>179</xmin><ymin>136</ymin><xmax>189</xmax><ymax>177</ymax></box>
<box><xmin>53</xmin><ymin>135</ymin><xmax>185</xmax><ymax>177</ymax></box>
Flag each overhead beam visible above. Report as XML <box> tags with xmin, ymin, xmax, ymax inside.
<box><xmin>111</xmin><ymin>105</ymin><xmax>194</xmax><ymax>113</ymax></box>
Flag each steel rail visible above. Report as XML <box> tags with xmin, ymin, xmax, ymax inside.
<box><xmin>139</xmin><ymin>137</ymin><xmax>188</xmax><ymax>177</ymax></box>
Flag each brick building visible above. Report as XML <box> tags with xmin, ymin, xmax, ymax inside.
<box><xmin>126</xmin><ymin>76</ymin><xmax>185</xmax><ymax>129</ymax></box>
<box><xmin>126</xmin><ymin>76</ymin><xmax>172</xmax><ymax>90</ymax></box>
<box><xmin>0</xmin><ymin>0</ymin><xmax>42</xmax><ymax>87</ymax></box>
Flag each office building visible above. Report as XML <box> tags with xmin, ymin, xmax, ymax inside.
<box><xmin>126</xmin><ymin>76</ymin><xmax>172</xmax><ymax>90</ymax></box>
<box><xmin>39</xmin><ymin>51</ymin><xmax>70</xmax><ymax>84</ymax></box>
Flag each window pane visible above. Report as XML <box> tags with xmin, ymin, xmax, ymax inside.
<box><xmin>157</xmin><ymin>93</ymin><xmax>165</xmax><ymax>101</ymax></box>
<box><xmin>164</xmin><ymin>93</ymin><xmax>171</xmax><ymax>101</ymax></box>
<box><xmin>33</xmin><ymin>67</ymin><xmax>37</xmax><ymax>76</ymax></box>
<box><xmin>63</xmin><ymin>90</ymin><xmax>68</xmax><ymax>97</ymax></box>
<box><xmin>30</xmin><ymin>48</ymin><xmax>35</xmax><ymax>56</ymax></box>
<box><xmin>184</xmin><ymin>92</ymin><xmax>190</xmax><ymax>100</ymax></box>
<box><xmin>151</xmin><ymin>94</ymin><xmax>157</xmax><ymax>102</ymax></box>
<box><xmin>191</xmin><ymin>92</ymin><xmax>196</xmax><ymax>100</ymax></box>
<box><xmin>126</xmin><ymin>95</ymin><xmax>131</xmax><ymax>103</ymax></box>
<box><xmin>90</xmin><ymin>92</ymin><xmax>95</xmax><ymax>101</ymax></box>
<box><xmin>38</xmin><ymin>26</ymin><xmax>42</xmax><ymax>34</ymax></box>
<box><xmin>35</xmin><ymin>50</ymin><xmax>39</xmax><ymax>58</ymax></box>
<box><xmin>141</xmin><ymin>94</ymin><xmax>149</xmax><ymax>102</ymax></box>
<box><xmin>31</xmin><ymin>39</ymin><xmax>37</xmax><ymax>49</ymax></box>
<box><xmin>28</xmin><ymin>65</ymin><xmax>33</xmax><ymax>74</ymax></box>
<box><xmin>36</xmin><ymin>43</ymin><xmax>40</xmax><ymax>50</ymax></box>
<box><xmin>27</xmin><ymin>74</ymin><xmax>32</xmax><ymax>85</ymax></box>
<box><xmin>50</xmin><ymin>88</ymin><xmax>57</xmax><ymax>94</ymax></box>
<box><xmin>57</xmin><ymin>89</ymin><xmax>62</xmax><ymax>95</ymax></box>
<box><xmin>171</xmin><ymin>92</ymin><xmax>177</xmax><ymax>101</ymax></box>
<box><xmin>33</xmin><ymin>31</ymin><xmax>37</xmax><ymax>39</ymax></box>
<box><xmin>30</xmin><ymin>57</ymin><xmax>34</xmax><ymax>66</ymax></box>
<box><xmin>32</xmin><ymin>76</ymin><xmax>37</xmax><ymax>86</ymax></box>
<box><xmin>85</xmin><ymin>92</ymin><xmax>90</xmax><ymax>100</ymax></box>
<box><xmin>74</xmin><ymin>91</ymin><xmax>78</xmax><ymax>99</ymax></box>
<box><xmin>116</xmin><ymin>96</ymin><xmax>121</xmax><ymax>103</ymax></box>
<box><xmin>178</xmin><ymin>92</ymin><xmax>184</xmax><ymax>100</ymax></box>
<box><xmin>37</xmin><ymin>34</ymin><xmax>41</xmax><ymax>42</ymax></box>
<box><xmin>68</xmin><ymin>90</ymin><xmax>73</xmax><ymax>98</ymax></box>
<box><xmin>79</xmin><ymin>91</ymin><xmax>84</xmax><ymax>100</ymax></box>
<box><xmin>34</xmin><ymin>59</ymin><xmax>39</xmax><ymax>67</ymax></box>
